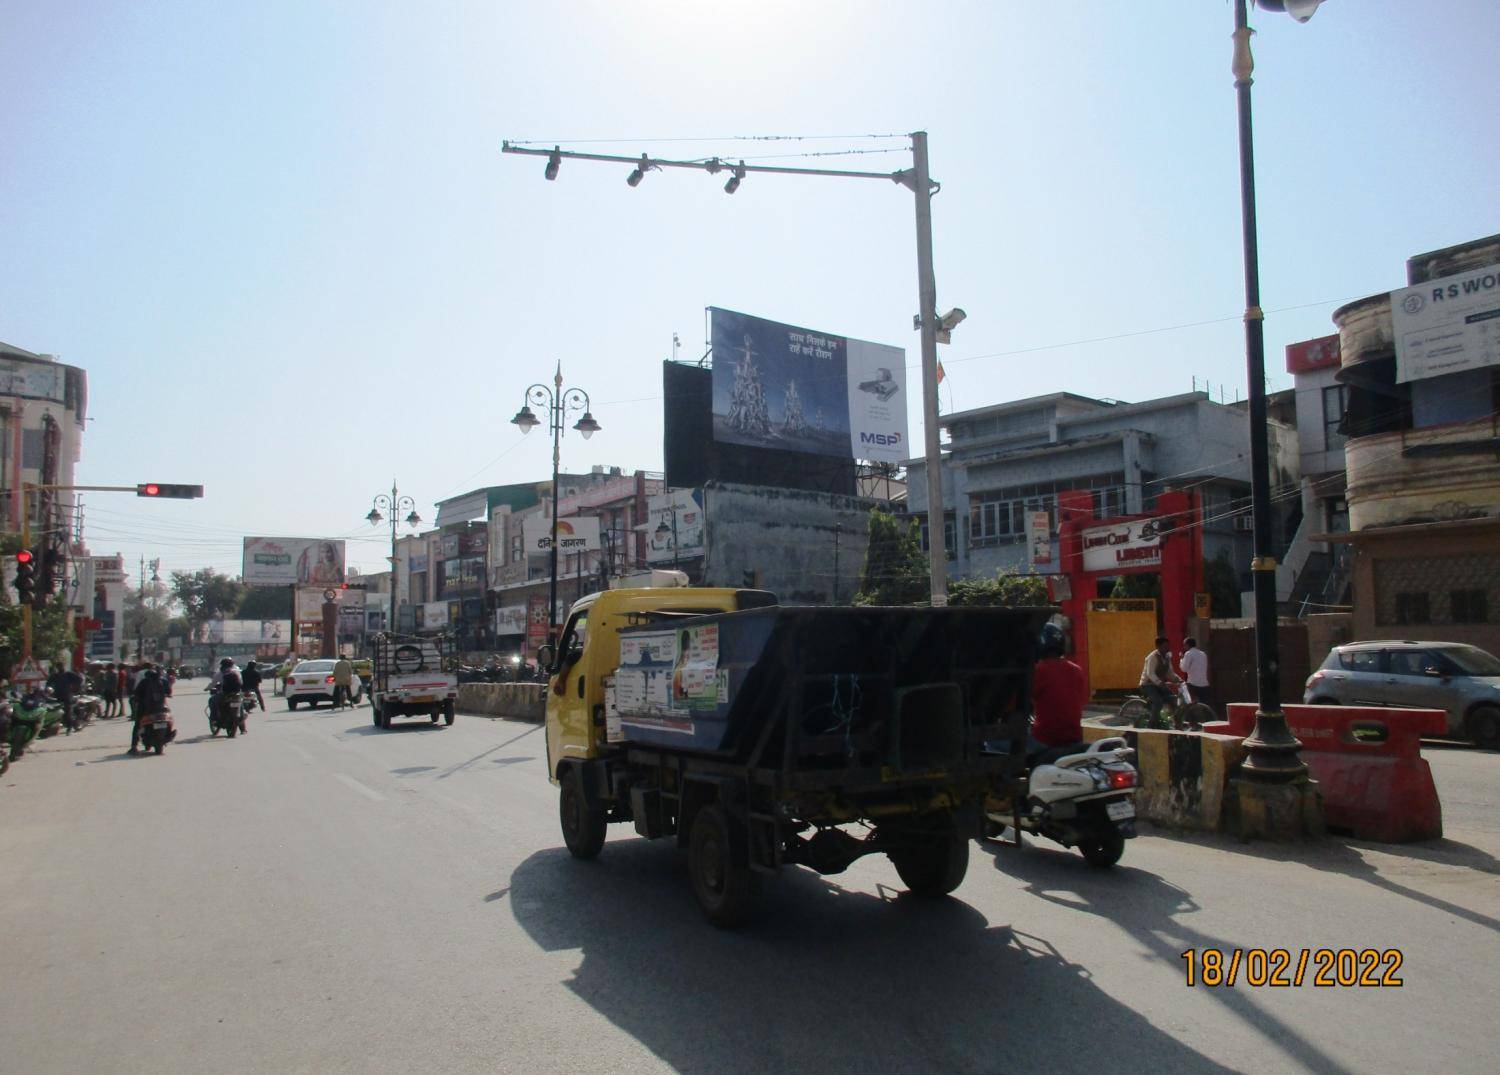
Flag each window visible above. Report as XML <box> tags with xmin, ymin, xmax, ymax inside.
<box><xmin>1451</xmin><ymin>589</ymin><xmax>1489</xmax><ymax>624</ymax></box>
<box><xmin>1340</xmin><ymin>649</ymin><xmax>1381</xmax><ymax>673</ymax></box>
<box><xmin>918</xmin><ymin>514</ymin><xmax>957</xmax><ymax>560</ymax></box>
<box><xmin>1394</xmin><ymin>592</ymin><xmax>1430</xmax><ymax>625</ymax></box>
<box><xmin>1386</xmin><ymin>650</ymin><xmax>1432</xmax><ymax>677</ymax></box>
<box><xmin>1322</xmin><ymin>384</ymin><xmax>1348</xmax><ymax>450</ymax></box>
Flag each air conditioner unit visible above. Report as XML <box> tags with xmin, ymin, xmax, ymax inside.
<box><xmin>1234</xmin><ymin>515</ymin><xmax>1254</xmax><ymax>532</ymax></box>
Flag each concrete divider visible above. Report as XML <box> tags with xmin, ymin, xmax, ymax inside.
<box><xmin>457</xmin><ymin>683</ymin><xmax>546</xmax><ymax>722</ymax></box>
<box><xmin>1082</xmin><ymin>723</ymin><xmax>1247</xmax><ymax>831</ymax></box>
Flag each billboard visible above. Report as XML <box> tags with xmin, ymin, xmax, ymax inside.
<box><xmin>243</xmin><ymin>537</ymin><xmax>347</xmax><ymax>587</ymax></box>
<box><xmin>495</xmin><ymin>604</ymin><xmax>528</xmax><ymax>636</ymax></box>
<box><xmin>709</xmin><ymin>308</ymin><xmax>908</xmax><ymax>464</ymax></box>
<box><xmin>522</xmin><ymin>515</ymin><xmax>602</xmax><ymax>554</ymax></box>
<box><xmin>1392</xmin><ymin>261</ymin><xmax>1500</xmax><ymax>383</ymax></box>
<box><xmin>647</xmin><ymin>489</ymin><xmax>706</xmax><ymax>564</ymax></box>
<box><xmin>205</xmin><ymin>620</ymin><xmax>291</xmax><ymax>645</ymax></box>
<box><xmin>1081</xmin><ymin>519</ymin><xmax>1162</xmax><ymax>573</ymax></box>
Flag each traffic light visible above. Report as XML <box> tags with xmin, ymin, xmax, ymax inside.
<box><xmin>136</xmin><ymin>483</ymin><xmax>204</xmax><ymax>499</ymax></box>
<box><xmin>14</xmin><ymin>550</ymin><xmax>35</xmax><ymax>603</ymax></box>
<box><xmin>38</xmin><ymin>546</ymin><xmax>62</xmax><ymax>599</ymax></box>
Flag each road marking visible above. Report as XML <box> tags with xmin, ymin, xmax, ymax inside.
<box><xmin>333</xmin><ymin>772</ymin><xmax>386</xmax><ymax>802</ymax></box>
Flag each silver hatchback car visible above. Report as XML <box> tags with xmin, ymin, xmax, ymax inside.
<box><xmin>1304</xmin><ymin>640</ymin><xmax>1500</xmax><ymax>749</ymax></box>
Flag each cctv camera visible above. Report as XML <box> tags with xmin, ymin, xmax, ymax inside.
<box><xmin>938</xmin><ymin>308</ymin><xmax>967</xmax><ymax>332</ymax></box>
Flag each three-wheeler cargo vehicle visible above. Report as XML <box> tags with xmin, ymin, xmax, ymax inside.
<box><xmin>542</xmin><ymin>584</ymin><xmax>1049</xmax><ymax>925</ymax></box>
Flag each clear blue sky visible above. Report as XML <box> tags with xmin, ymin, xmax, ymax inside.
<box><xmin>3</xmin><ymin>1</ymin><xmax>1496</xmax><ymax>584</ymax></box>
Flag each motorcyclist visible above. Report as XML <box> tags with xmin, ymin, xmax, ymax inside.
<box><xmin>209</xmin><ymin>658</ymin><xmax>244</xmax><ymax>731</ymax></box>
<box><xmin>242</xmin><ymin>660</ymin><xmax>265</xmax><ymax>713</ymax></box>
<box><xmin>1029</xmin><ymin>624</ymin><xmax>1087</xmax><ymax>758</ymax></box>
<box><xmin>129</xmin><ymin>665</ymin><xmax>169</xmax><ymax>755</ymax></box>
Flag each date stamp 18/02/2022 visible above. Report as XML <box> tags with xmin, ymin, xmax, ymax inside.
<box><xmin>1181</xmin><ymin>949</ymin><xmax>1404</xmax><ymax>988</ymax></box>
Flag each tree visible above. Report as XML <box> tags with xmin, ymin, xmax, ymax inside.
<box><xmin>123</xmin><ymin>585</ymin><xmax>175</xmax><ymax>644</ymax></box>
<box><xmin>852</xmin><ymin>508</ymin><xmax>929</xmax><ymax>606</ymax></box>
<box><xmin>948</xmin><ymin>568</ymin><xmax>1048</xmax><ymax>608</ymax></box>
<box><xmin>1</xmin><ymin>595</ymin><xmax>78</xmax><ymax>676</ymax></box>
<box><xmin>238</xmin><ymin>585</ymin><xmax>292</xmax><ymax>619</ymax></box>
<box><xmin>170</xmin><ymin>568</ymin><xmax>244</xmax><ymax>640</ymax></box>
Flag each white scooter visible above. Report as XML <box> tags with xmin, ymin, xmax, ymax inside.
<box><xmin>985</xmin><ymin>737</ymin><xmax>1140</xmax><ymax>867</ymax></box>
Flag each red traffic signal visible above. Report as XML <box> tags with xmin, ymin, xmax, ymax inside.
<box><xmin>137</xmin><ymin>483</ymin><xmax>204</xmax><ymax>499</ymax></box>
<box><xmin>14</xmin><ymin>550</ymin><xmax>36</xmax><ymax>601</ymax></box>
<box><xmin>15</xmin><ymin>550</ymin><xmax>33</xmax><ymax>565</ymax></box>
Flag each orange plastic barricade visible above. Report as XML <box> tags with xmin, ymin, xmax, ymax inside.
<box><xmin>1223</xmin><ymin>703</ymin><xmax>1445</xmax><ymax>843</ymax></box>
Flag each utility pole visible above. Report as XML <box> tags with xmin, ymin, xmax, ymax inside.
<box><xmin>501</xmin><ymin>133</ymin><xmax>962</xmax><ymax>607</ymax></box>
<box><xmin>136</xmin><ymin>555</ymin><xmax>146</xmax><ymax>661</ymax></box>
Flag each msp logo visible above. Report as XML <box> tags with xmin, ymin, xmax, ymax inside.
<box><xmin>859</xmin><ymin>431</ymin><xmax>903</xmax><ymax>448</ymax></box>
<box><xmin>1401</xmin><ymin>292</ymin><xmax>1426</xmax><ymax>316</ymax></box>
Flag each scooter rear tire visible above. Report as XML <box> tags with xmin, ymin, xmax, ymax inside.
<box><xmin>153</xmin><ymin>743</ymin><xmax>164</xmax><ymax>755</ymax></box>
<box><xmin>1079</xmin><ymin>828</ymin><xmax>1125</xmax><ymax>868</ymax></box>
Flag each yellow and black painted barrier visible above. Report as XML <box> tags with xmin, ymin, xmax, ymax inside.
<box><xmin>1083</xmin><ymin>723</ymin><xmax>1247</xmax><ymax>831</ymax></box>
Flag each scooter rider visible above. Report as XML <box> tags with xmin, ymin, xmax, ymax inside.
<box><xmin>129</xmin><ymin>665</ymin><xmax>169</xmax><ymax>755</ymax></box>
<box><xmin>242</xmin><ymin>660</ymin><xmax>265</xmax><ymax>713</ymax></box>
<box><xmin>209</xmin><ymin>658</ymin><xmax>244</xmax><ymax>731</ymax></box>
<box><xmin>1029</xmin><ymin>623</ymin><xmax>1087</xmax><ymax>758</ymax></box>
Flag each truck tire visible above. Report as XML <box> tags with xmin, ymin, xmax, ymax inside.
<box><xmin>890</xmin><ymin>832</ymin><xmax>969</xmax><ymax>897</ymax></box>
<box><xmin>288</xmin><ymin>699</ymin><xmax>298</xmax><ymax>711</ymax></box>
<box><xmin>689</xmin><ymin>804</ymin><xmax>754</xmax><ymax>928</ymax></box>
<box><xmin>371</xmin><ymin>704</ymin><xmax>381</xmax><ymax>728</ymax></box>
<box><xmin>560</xmin><ymin>768</ymin><xmax>607</xmax><ymax>860</ymax></box>
<box><xmin>443</xmin><ymin>699</ymin><xmax>455</xmax><ymax>726</ymax></box>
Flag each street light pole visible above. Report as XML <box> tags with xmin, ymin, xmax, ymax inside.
<box><xmin>500</xmin><ymin>133</ymin><xmax>961</xmax><ymax>606</ymax></box>
<box><xmin>367</xmin><ymin>481</ymin><xmax>422</xmax><ymax>638</ymax></box>
<box><xmin>1230</xmin><ymin>0</ymin><xmax>1324</xmax><ymax>784</ymax></box>
<box><xmin>510</xmin><ymin>365</ymin><xmax>601</xmax><ymax>644</ymax></box>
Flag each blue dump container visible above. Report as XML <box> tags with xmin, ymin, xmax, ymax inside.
<box><xmin>612</xmin><ymin>605</ymin><xmax>1050</xmax><ymax>772</ymax></box>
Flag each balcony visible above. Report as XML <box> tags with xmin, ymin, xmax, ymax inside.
<box><xmin>1346</xmin><ymin>415</ymin><xmax>1500</xmax><ymax>531</ymax></box>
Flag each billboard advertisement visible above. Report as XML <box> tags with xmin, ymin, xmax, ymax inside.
<box><xmin>243</xmin><ymin>537</ymin><xmax>347</xmax><ymax>587</ymax></box>
<box><xmin>522</xmin><ymin>515</ymin><xmax>602</xmax><ymax>554</ymax></box>
<box><xmin>205</xmin><ymin>620</ymin><xmax>291</xmax><ymax>645</ymax></box>
<box><xmin>495</xmin><ymin>604</ymin><xmax>528</xmax><ymax>636</ymax></box>
<box><xmin>647</xmin><ymin>488</ymin><xmax>706</xmax><ymax>564</ymax></box>
<box><xmin>709</xmin><ymin>307</ymin><xmax>908</xmax><ymax>464</ymax></box>
<box><xmin>1392</xmin><ymin>260</ymin><xmax>1500</xmax><ymax>383</ymax></box>
<box><xmin>1081</xmin><ymin>519</ymin><xmax>1161</xmax><ymax>573</ymax></box>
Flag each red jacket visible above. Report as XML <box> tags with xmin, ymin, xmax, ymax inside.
<box><xmin>1031</xmin><ymin>656</ymin><xmax>1086</xmax><ymax>747</ymax></box>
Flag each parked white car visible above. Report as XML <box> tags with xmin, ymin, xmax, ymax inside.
<box><xmin>285</xmin><ymin>659</ymin><xmax>363</xmax><ymax>710</ymax></box>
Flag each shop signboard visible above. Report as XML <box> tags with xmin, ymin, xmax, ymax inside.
<box><xmin>526</xmin><ymin>593</ymin><xmax>550</xmax><ymax>655</ymax></box>
<box><xmin>422</xmin><ymin>601</ymin><xmax>450</xmax><ymax>629</ymax></box>
<box><xmin>709</xmin><ymin>307</ymin><xmax>908</xmax><ymax>464</ymax></box>
<box><xmin>1393</xmin><ymin>260</ymin><xmax>1500</xmax><ymax>383</ymax></box>
<box><xmin>522</xmin><ymin>515</ymin><xmax>601</xmax><ymax>554</ymax></box>
<box><xmin>243</xmin><ymin>537</ymin><xmax>346</xmax><ymax>586</ymax></box>
<box><xmin>204</xmin><ymin>620</ymin><xmax>291</xmax><ymax>645</ymax></box>
<box><xmin>646</xmin><ymin>488</ymin><xmax>706</xmax><ymax>564</ymax></box>
<box><xmin>1027</xmin><ymin>510</ymin><xmax>1052</xmax><ymax>565</ymax></box>
<box><xmin>1081</xmin><ymin>519</ymin><xmax>1162</xmax><ymax>573</ymax></box>
<box><xmin>495</xmin><ymin>604</ymin><xmax>528</xmax><ymax>636</ymax></box>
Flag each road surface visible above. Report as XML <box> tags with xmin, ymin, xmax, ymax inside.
<box><xmin>2</xmin><ymin>696</ymin><xmax>1497</xmax><ymax>1074</ymax></box>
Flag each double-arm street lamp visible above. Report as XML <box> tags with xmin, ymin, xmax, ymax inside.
<box><xmin>366</xmin><ymin>481</ymin><xmax>422</xmax><ymax>636</ymax></box>
<box><xmin>1231</xmin><ymin>0</ymin><xmax>1327</xmax><ymax>786</ymax></box>
<box><xmin>510</xmin><ymin>365</ymin><xmax>601</xmax><ymax>642</ymax></box>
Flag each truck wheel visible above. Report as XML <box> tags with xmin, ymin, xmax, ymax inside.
<box><xmin>689</xmin><ymin>804</ymin><xmax>755</xmax><ymax>927</ymax></box>
<box><xmin>1079</xmin><ymin>827</ymin><xmax>1126</xmax><ymax>868</ymax></box>
<box><xmin>288</xmin><ymin>699</ymin><xmax>298</xmax><ymax>711</ymax></box>
<box><xmin>559</xmin><ymin>768</ymin><xmax>607</xmax><ymax>860</ymax></box>
<box><xmin>1467</xmin><ymin>705</ymin><xmax>1500</xmax><ymax>750</ymax></box>
<box><xmin>443</xmin><ymin>700</ymin><xmax>455</xmax><ymax>726</ymax></box>
<box><xmin>890</xmin><ymin>832</ymin><xmax>969</xmax><ymax>897</ymax></box>
<box><xmin>371</xmin><ymin>704</ymin><xmax>380</xmax><ymax>728</ymax></box>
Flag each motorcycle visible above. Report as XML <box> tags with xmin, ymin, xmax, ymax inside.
<box><xmin>205</xmin><ymin>689</ymin><xmax>248</xmax><ymax>738</ymax></box>
<box><xmin>0</xmin><ymin>700</ymin><xmax>11</xmax><ymax>774</ymax></box>
<box><xmin>985</xmin><ymin>737</ymin><xmax>1140</xmax><ymax>868</ymax></box>
<box><xmin>137</xmin><ymin>709</ymin><xmax>177</xmax><ymax>755</ymax></box>
<box><xmin>6</xmin><ymin>692</ymin><xmax>54</xmax><ymax>758</ymax></box>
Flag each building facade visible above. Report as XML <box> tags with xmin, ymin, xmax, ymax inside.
<box><xmin>1328</xmin><ymin>233</ymin><xmax>1500</xmax><ymax>655</ymax></box>
<box><xmin>905</xmin><ymin>391</ymin><xmax>1299</xmax><ymax>594</ymax></box>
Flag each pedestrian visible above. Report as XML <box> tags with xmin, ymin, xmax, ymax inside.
<box><xmin>125</xmin><ymin>663</ymin><xmax>141</xmax><ymax>723</ymax></box>
<box><xmin>1180</xmin><ymin>636</ymin><xmax>1212</xmax><ymax>711</ymax></box>
<box><xmin>101</xmin><ymin>662</ymin><xmax>118</xmax><ymax>717</ymax></box>
<box><xmin>332</xmin><ymin>656</ymin><xmax>353</xmax><ymax>709</ymax></box>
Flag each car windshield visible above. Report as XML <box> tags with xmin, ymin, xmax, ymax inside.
<box><xmin>1438</xmin><ymin>646</ymin><xmax>1500</xmax><ymax>676</ymax></box>
<box><xmin>296</xmin><ymin>661</ymin><xmax>335</xmax><ymax>673</ymax></box>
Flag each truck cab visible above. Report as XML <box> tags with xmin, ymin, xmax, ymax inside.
<box><xmin>544</xmin><ymin>585</ymin><xmax>773</xmax><ymax>782</ymax></box>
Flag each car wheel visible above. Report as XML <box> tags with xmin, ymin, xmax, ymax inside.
<box><xmin>1466</xmin><ymin>705</ymin><xmax>1500</xmax><ymax>750</ymax></box>
<box><xmin>288</xmin><ymin>699</ymin><xmax>298</xmax><ymax>711</ymax></box>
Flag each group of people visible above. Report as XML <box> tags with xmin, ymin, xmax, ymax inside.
<box><xmin>1026</xmin><ymin>627</ymin><xmax>1216</xmax><ymax>756</ymax></box>
<box><xmin>1139</xmin><ymin>635</ymin><xmax>1212</xmax><ymax>714</ymax></box>
<box><xmin>87</xmin><ymin>661</ymin><xmax>174</xmax><ymax>721</ymax></box>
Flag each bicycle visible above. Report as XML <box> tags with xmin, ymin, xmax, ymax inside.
<box><xmin>1117</xmin><ymin>687</ymin><xmax>1217</xmax><ymax>731</ymax></box>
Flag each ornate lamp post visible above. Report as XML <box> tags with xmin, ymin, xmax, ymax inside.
<box><xmin>511</xmin><ymin>364</ymin><xmax>601</xmax><ymax>642</ymax></box>
<box><xmin>1230</xmin><ymin>0</ymin><xmax>1327</xmax><ymax>791</ymax></box>
<box><xmin>366</xmin><ymin>481</ymin><xmax>422</xmax><ymax>636</ymax></box>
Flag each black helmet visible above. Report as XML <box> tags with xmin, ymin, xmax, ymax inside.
<box><xmin>1038</xmin><ymin>623</ymin><xmax>1066</xmax><ymax>657</ymax></box>
<box><xmin>220</xmin><ymin>657</ymin><xmax>234</xmax><ymax>669</ymax></box>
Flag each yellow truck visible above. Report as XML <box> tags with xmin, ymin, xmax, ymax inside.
<box><xmin>542</xmin><ymin>583</ymin><xmax>1046</xmax><ymax>926</ymax></box>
